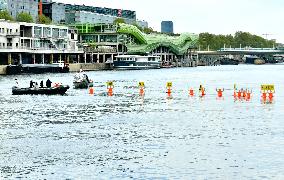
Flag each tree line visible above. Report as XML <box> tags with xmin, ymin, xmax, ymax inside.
<box><xmin>0</xmin><ymin>10</ymin><xmax>51</xmax><ymax>24</ymax></box>
<box><xmin>199</xmin><ymin>32</ymin><xmax>276</xmax><ymax>50</ymax></box>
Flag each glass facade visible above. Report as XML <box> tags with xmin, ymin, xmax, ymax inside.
<box><xmin>0</xmin><ymin>0</ymin><xmax>7</xmax><ymax>10</ymax></box>
<box><xmin>161</xmin><ymin>21</ymin><xmax>174</xmax><ymax>34</ymax></box>
<box><xmin>65</xmin><ymin>4</ymin><xmax>136</xmax><ymax>20</ymax></box>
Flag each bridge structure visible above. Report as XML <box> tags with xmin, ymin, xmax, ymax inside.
<box><xmin>218</xmin><ymin>48</ymin><xmax>284</xmax><ymax>55</ymax></box>
<box><xmin>196</xmin><ymin>48</ymin><xmax>284</xmax><ymax>66</ymax></box>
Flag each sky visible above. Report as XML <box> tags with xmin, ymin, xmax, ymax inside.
<box><xmin>55</xmin><ymin>0</ymin><xmax>284</xmax><ymax>43</ymax></box>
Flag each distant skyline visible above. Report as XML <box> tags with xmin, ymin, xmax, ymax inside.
<box><xmin>55</xmin><ymin>0</ymin><xmax>284</xmax><ymax>44</ymax></box>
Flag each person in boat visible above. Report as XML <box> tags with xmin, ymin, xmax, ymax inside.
<box><xmin>34</xmin><ymin>82</ymin><xmax>39</xmax><ymax>89</ymax></box>
<box><xmin>30</xmin><ymin>80</ymin><xmax>34</xmax><ymax>88</ymax></box>
<box><xmin>40</xmin><ymin>80</ymin><xmax>44</xmax><ymax>88</ymax></box>
<box><xmin>46</xmin><ymin>79</ymin><xmax>52</xmax><ymax>88</ymax></box>
<box><xmin>84</xmin><ymin>74</ymin><xmax>90</xmax><ymax>83</ymax></box>
<box><xmin>15</xmin><ymin>79</ymin><xmax>19</xmax><ymax>87</ymax></box>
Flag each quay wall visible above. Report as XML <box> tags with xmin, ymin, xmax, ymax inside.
<box><xmin>69</xmin><ymin>63</ymin><xmax>112</xmax><ymax>72</ymax></box>
<box><xmin>0</xmin><ymin>66</ymin><xmax>7</xmax><ymax>75</ymax></box>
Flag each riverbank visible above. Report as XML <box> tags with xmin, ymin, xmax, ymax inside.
<box><xmin>0</xmin><ymin>63</ymin><xmax>113</xmax><ymax>75</ymax></box>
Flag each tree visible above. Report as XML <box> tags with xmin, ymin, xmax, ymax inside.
<box><xmin>113</xmin><ymin>18</ymin><xmax>125</xmax><ymax>24</ymax></box>
<box><xmin>37</xmin><ymin>14</ymin><xmax>52</xmax><ymax>24</ymax></box>
<box><xmin>143</xmin><ymin>27</ymin><xmax>154</xmax><ymax>34</ymax></box>
<box><xmin>0</xmin><ymin>10</ymin><xmax>14</xmax><ymax>21</ymax></box>
<box><xmin>16</xmin><ymin>12</ymin><xmax>33</xmax><ymax>23</ymax></box>
<box><xmin>132</xmin><ymin>23</ymin><xmax>143</xmax><ymax>31</ymax></box>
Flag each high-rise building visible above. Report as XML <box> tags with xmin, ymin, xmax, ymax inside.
<box><xmin>161</xmin><ymin>21</ymin><xmax>174</xmax><ymax>34</ymax></box>
<box><xmin>0</xmin><ymin>0</ymin><xmax>7</xmax><ymax>10</ymax></box>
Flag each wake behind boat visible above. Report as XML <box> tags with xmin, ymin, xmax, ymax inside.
<box><xmin>114</xmin><ymin>55</ymin><xmax>161</xmax><ymax>70</ymax></box>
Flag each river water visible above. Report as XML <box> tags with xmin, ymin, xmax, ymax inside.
<box><xmin>0</xmin><ymin>65</ymin><xmax>284</xmax><ymax>179</ymax></box>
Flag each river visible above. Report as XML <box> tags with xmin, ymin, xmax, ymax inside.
<box><xmin>0</xmin><ymin>65</ymin><xmax>284</xmax><ymax>179</ymax></box>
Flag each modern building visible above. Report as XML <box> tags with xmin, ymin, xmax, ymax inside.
<box><xmin>161</xmin><ymin>21</ymin><xmax>174</xmax><ymax>34</ymax></box>
<box><xmin>0</xmin><ymin>19</ymin><xmax>82</xmax><ymax>65</ymax></box>
<box><xmin>0</xmin><ymin>0</ymin><xmax>7</xmax><ymax>10</ymax></box>
<box><xmin>65</xmin><ymin>4</ymin><xmax>136</xmax><ymax>20</ymax></box>
<box><xmin>7</xmin><ymin>0</ymin><xmax>41</xmax><ymax>22</ymax></box>
<box><xmin>65</xmin><ymin>10</ymin><xmax>136</xmax><ymax>25</ymax></box>
<box><xmin>136</xmin><ymin>20</ymin><xmax>148</xmax><ymax>29</ymax></box>
<box><xmin>70</xmin><ymin>23</ymin><xmax>198</xmax><ymax>67</ymax></box>
<box><xmin>42</xmin><ymin>1</ymin><xmax>65</xmax><ymax>24</ymax></box>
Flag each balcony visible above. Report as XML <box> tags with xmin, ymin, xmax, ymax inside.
<box><xmin>6</xmin><ymin>32</ymin><xmax>21</xmax><ymax>38</ymax></box>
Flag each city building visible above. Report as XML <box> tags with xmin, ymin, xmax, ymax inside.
<box><xmin>7</xmin><ymin>0</ymin><xmax>41</xmax><ymax>22</ymax></box>
<box><xmin>42</xmin><ymin>1</ymin><xmax>65</xmax><ymax>24</ymax></box>
<box><xmin>0</xmin><ymin>19</ymin><xmax>82</xmax><ymax>65</ymax></box>
<box><xmin>65</xmin><ymin>10</ymin><xmax>136</xmax><ymax>25</ymax></box>
<box><xmin>136</xmin><ymin>20</ymin><xmax>148</xmax><ymax>29</ymax></box>
<box><xmin>0</xmin><ymin>0</ymin><xmax>7</xmax><ymax>10</ymax></box>
<box><xmin>65</xmin><ymin>4</ymin><xmax>136</xmax><ymax>20</ymax></box>
<box><xmin>70</xmin><ymin>23</ymin><xmax>198</xmax><ymax>67</ymax></box>
<box><xmin>41</xmin><ymin>1</ymin><xmax>145</xmax><ymax>26</ymax></box>
<box><xmin>161</xmin><ymin>21</ymin><xmax>174</xmax><ymax>34</ymax></box>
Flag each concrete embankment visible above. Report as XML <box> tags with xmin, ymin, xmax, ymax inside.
<box><xmin>69</xmin><ymin>63</ymin><xmax>113</xmax><ymax>72</ymax></box>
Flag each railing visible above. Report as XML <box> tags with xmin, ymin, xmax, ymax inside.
<box><xmin>6</xmin><ymin>32</ymin><xmax>20</xmax><ymax>36</ymax></box>
<box><xmin>220</xmin><ymin>47</ymin><xmax>277</xmax><ymax>51</ymax></box>
<box><xmin>0</xmin><ymin>46</ymin><xmax>83</xmax><ymax>52</ymax></box>
<box><xmin>84</xmin><ymin>47</ymin><xmax>117</xmax><ymax>53</ymax></box>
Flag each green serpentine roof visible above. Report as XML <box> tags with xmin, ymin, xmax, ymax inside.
<box><xmin>117</xmin><ymin>23</ymin><xmax>199</xmax><ymax>55</ymax></box>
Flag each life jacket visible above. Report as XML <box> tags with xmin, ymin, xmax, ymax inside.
<box><xmin>237</xmin><ymin>91</ymin><xmax>242</xmax><ymax>98</ymax></box>
<box><xmin>243</xmin><ymin>91</ymin><xmax>247</xmax><ymax>98</ymax></box>
<box><xmin>189</xmin><ymin>89</ymin><xmax>194</xmax><ymax>96</ymax></box>
<box><xmin>268</xmin><ymin>92</ymin><xmax>273</xmax><ymax>99</ymax></box>
<box><xmin>246</xmin><ymin>92</ymin><xmax>251</xmax><ymax>99</ymax></box>
<box><xmin>201</xmin><ymin>88</ymin><xmax>205</xmax><ymax>96</ymax></box>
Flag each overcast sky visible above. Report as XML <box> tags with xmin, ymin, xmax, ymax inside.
<box><xmin>55</xmin><ymin>0</ymin><xmax>284</xmax><ymax>43</ymax></box>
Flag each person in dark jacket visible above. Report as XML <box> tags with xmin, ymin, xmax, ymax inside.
<box><xmin>40</xmin><ymin>80</ymin><xmax>44</xmax><ymax>88</ymax></box>
<box><xmin>46</xmin><ymin>79</ymin><xmax>52</xmax><ymax>88</ymax></box>
<box><xmin>30</xmin><ymin>80</ymin><xmax>34</xmax><ymax>88</ymax></box>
